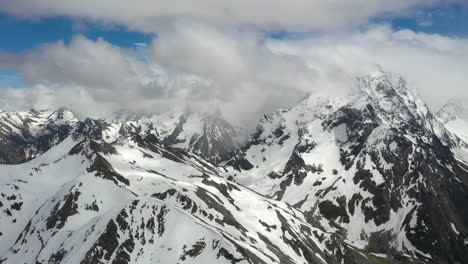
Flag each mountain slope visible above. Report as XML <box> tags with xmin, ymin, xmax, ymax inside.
<box><xmin>149</xmin><ymin>110</ymin><xmax>240</xmax><ymax>164</ymax></box>
<box><xmin>0</xmin><ymin>108</ymin><xmax>78</xmax><ymax>164</ymax></box>
<box><xmin>437</xmin><ymin>98</ymin><xmax>468</xmax><ymax>141</ymax></box>
<box><xmin>2</xmin><ymin>72</ymin><xmax>467</xmax><ymax>263</ymax></box>
<box><xmin>0</xmin><ymin>128</ymin><xmax>357</xmax><ymax>264</ymax></box>
<box><xmin>437</xmin><ymin>99</ymin><xmax>468</xmax><ymax>162</ymax></box>
<box><xmin>225</xmin><ymin>71</ymin><xmax>468</xmax><ymax>263</ymax></box>
<box><xmin>0</xmin><ymin>107</ymin><xmax>240</xmax><ymax>167</ymax></box>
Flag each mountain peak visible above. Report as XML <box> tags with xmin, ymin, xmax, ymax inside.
<box><xmin>437</xmin><ymin>98</ymin><xmax>468</xmax><ymax>146</ymax></box>
<box><xmin>437</xmin><ymin>97</ymin><xmax>468</xmax><ymax>123</ymax></box>
<box><xmin>354</xmin><ymin>71</ymin><xmax>439</xmax><ymax>134</ymax></box>
<box><xmin>108</xmin><ymin>109</ymin><xmax>149</xmax><ymax>122</ymax></box>
<box><xmin>47</xmin><ymin>107</ymin><xmax>79</xmax><ymax>124</ymax></box>
<box><xmin>358</xmin><ymin>71</ymin><xmax>420</xmax><ymax>106</ymax></box>
<box><xmin>149</xmin><ymin>110</ymin><xmax>240</xmax><ymax>163</ymax></box>
<box><xmin>224</xmin><ymin>70</ymin><xmax>468</xmax><ymax>262</ymax></box>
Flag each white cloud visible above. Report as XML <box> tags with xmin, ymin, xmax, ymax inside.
<box><xmin>1</xmin><ymin>24</ymin><xmax>468</xmax><ymax>127</ymax></box>
<box><xmin>151</xmin><ymin>22</ymin><xmax>319</xmax><ymax>117</ymax></box>
<box><xmin>0</xmin><ymin>24</ymin><xmax>320</xmax><ymax>125</ymax></box>
<box><xmin>267</xmin><ymin>24</ymin><xmax>468</xmax><ymax>110</ymax></box>
<box><xmin>0</xmin><ymin>0</ymin><xmax>461</xmax><ymax>32</ymax></box>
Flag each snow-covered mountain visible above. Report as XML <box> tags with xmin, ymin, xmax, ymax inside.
<box><xmin>0</xmin><ymin>108</ymin><xmax>78</xmax><ymax>164</ymax></box>
<box><xmin>1</xmin><ymin>71</ymin><xmax>468</xmax><ymax>264</ymax></box>
<box><xmin>437</xmin><ymin>99</ymin><xmax>468</xmax><ymax>162</ymax></box>
<box><xmin>0</xmin><ymin>108</ymin><xmax>241</xmax><ymax>167</ymax></box>
<box><xmin>0</xmin><ymin>123</ymin><xmax>377</xmax><ymax>264</ymax></box>
<box><xmin>105</xmin><ymin>109</ymin><xmax>241</xmax><ymax>164</ymax></box>
<box><xmin>225</xmin><ymin>71</ymin><xmax>468</xmax><ymax>264</ymax></box>
<box><xmin>437</xmin><ymin>98</ymin><xmax>468</xmax><ymax>140</ymax></box>
<box><xmin>150</xmin><ymin>110</ymin><xmax>241</xmax><ymax>164</ymax></box>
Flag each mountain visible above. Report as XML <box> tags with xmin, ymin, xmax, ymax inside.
<box><xmin>150</xmin><ymin>110</ymin><xmax>241</xmax><ymax>164</ymax></box>
<box><xmin>437</xmin><ymin>99</ymin><xmax>468</xmax><ymax>162</ymax></box>
<box><xmin>108</xmin><ymin>109</ymin><xmax>148</xmax><ymax>123</ymax></box>
<box><xmin>0</xmin><ymin>107</ymin><xmax>240</xmax><ymax>167</ymax></box>
<box><xmin>225</xmin><ymin>71</ymin><xmax>468</xmax><ymax>263</ymax></box>
<box><xmin>437</xmin><ymin>98</ymin><xmax>468</xmax><ymax>141</ymax></box>
<box><xmin>0</xmin><ymin>108</ymin><xmax>78</xmax><ymax>164</ymax></box>
<box><xmin>107</xmin><ymin>109</ymin><xmax>241</xmax><ymax>164</ymax></box>
<box><xmin>1</xmin><ymin>71</ymin><xmax>468</xmax><ymax>264</ymax></box>
<box><xmin>106</xmin><ymin>109</ymin><xmax>241</xmax><ymax>164</ymax></box>
<box><xmin>0</xmin><ymin>124</ymin><xmax>372</xmax><ymax>264</ymax></box>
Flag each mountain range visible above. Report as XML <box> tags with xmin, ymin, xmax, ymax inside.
<box><xmin>0</xmin><ymin>71</ymin><xmax>467</xmax><ymax>264</ymax></box>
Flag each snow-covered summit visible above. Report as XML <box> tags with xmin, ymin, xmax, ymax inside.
<box><xmin>103</xmin><ymin>108</ymin><xmax>241</xmax><ymax>164</ymax></box>
<box><xmin>149</xmin><ymin>109</ymin><xmax>241</xmax><ymax>163</ymax></box>
<box><xmin>358</xmin><ymin>71</ymin><xmax>428</xmax><ymax>119</ymax></box>
<box><xmin>0</xmin><ymin>108</ymin><xmax>79</xmax><ymax>163</ymax></box>
<box><xmin>436</xmin><ymin>98</ymin><xmax>468</xmax><ymax>162</ymax></box>
<box><xmin>0</xmin><ymin>106</ymin><xmax>241</xmax><ymax>166</ymax></box>
<box><xmin>437</xmin><ymin>98</ymin><xmax>468</xmax><ymax>141</ymax></box>
<box><xmin>437</xmin><ymin>98</ymin><xmax>468</xmax><ymax>123</ymax></box>
<box><xmin>107</xmin><ymin>109</ymin><xmax>149</xmax><ymax>123</ymax></box>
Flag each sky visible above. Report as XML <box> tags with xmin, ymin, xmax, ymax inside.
<box><xmin>0</xmin><ymin>0</ymin><xmax>467</xmax><ymax>125</ymax></box>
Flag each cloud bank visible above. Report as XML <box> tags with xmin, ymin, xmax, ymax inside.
<box><xmin>0</xmin><ymin>0</ymin><xmax>467</xmax><ymax>126</ymax></box>
<box><xmin>267</xmin><ymin>25</ymin><xmax>468</xmax><ymax>111</ymax></box>
<box><xmin>0</xmin><ymin>0</ymin><xmax>459</xmax><ymax>32</ymax></box>
<box><xmin>1</xmin><ymin>24</ymin><xmax>468</xmax><ymax>127</ymax></box>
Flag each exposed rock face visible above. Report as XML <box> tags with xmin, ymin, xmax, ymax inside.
<box><xmin>225</xmin><ymin>71</ymin><xmax>468</xmax><ymax>264</ymax></box>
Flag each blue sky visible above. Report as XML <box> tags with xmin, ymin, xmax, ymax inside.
<box><xmin>0</xmin><ymin>13</ymin><xmax>154</xmax><ymax>53</ymax></box>
<box><xmin>1</xmin><ymin>3</ymin><xmax>466</xmax><ymax>53</ymax></box>
<box><xmin>0</xmin><ymin>70</ymin><xmax>29</xmax><ymax>87</ymax></box>
<box><xmin>389</xmin><ymin>3</ymin><xmax>468</xmax><ymax>37</ymax></box>
<box><xmin>264</xmin><ymin>3</ymin><xmax>468</xmax><ymax>40</ymax></box>
<box><xmin>0</xmin><ymin>13</ymin><xmax>154</xmax><ymax>87</ymax></box>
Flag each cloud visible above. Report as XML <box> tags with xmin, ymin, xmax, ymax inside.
<box><xmin>1</xmin><ymin>24</ymin><xmax>468</xmax><ymax>127</ymax></box>
<box><xmin>0</xmin><ymin>0</ymin><xmax>461</xmax><ymax>32</ymax></box>
<box><xmin>0</xmin><ymin>36</ymin><xmax>169</xmax><ymax>113</ymax></box>
<box><xmin>0</xmin><ymin>36</ymin><xmax>155</xmax><ymax>116</ymax></box>
<box><xmin>267</xmin><ymin>24</ymin><xmax>468</xmax><ymax>110</ymax></box>
<box><xmin>12</xmin><ymin>36</ymin><xmax>147</xmax><ymax>93</ymax></box>
<box><xmin>150</xmin><ymin>22</ymin><xmax>320</xmax><ymax>123</ymax></box>
<box><xmin>0</xmin><ymin>31</ymin><xmax>317</xmax><ymax>125</ymax></box>
<box><xmin>0</xmin><ymin>84</ymin><xmax>114</xmax><ymax>118</ymax></box>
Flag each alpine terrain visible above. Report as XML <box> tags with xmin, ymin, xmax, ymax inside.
<box><xmin>0</xmin><ymin>71</ymin><xmax>467</xmax><ymax>264</ymax></box>
<box><xmin>437</xmin><ymin>99</ymin><xmax>468</xmax><ymax>162</ymax></box>
<box><xmin>225</xmin><ymin>71</ymin><xmax>468</xmax><ymax>264</ymax></box>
